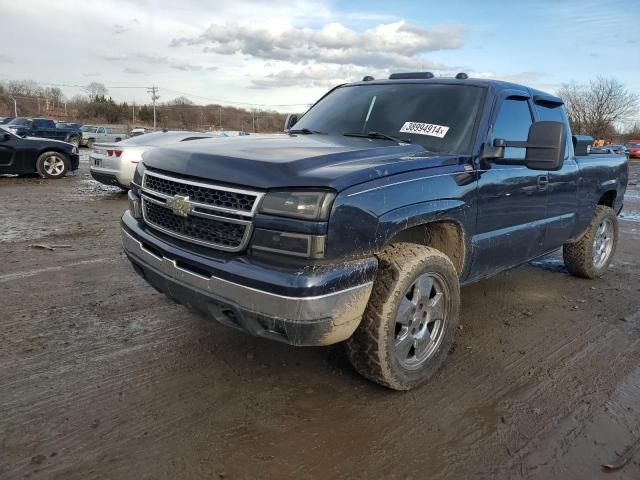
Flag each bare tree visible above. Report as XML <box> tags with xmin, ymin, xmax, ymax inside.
<box><xmin>557</xmin><ymin>77</ymin><xmax>639</xmax><ymax>140</ymax></box>
<box><xmin>84</xmin><ymin>82</ymin><xmax>108</xmax><ymax>101</ymax></box>
<box><xmin>168</xmin><ymin>96</ymin><xmax>193</xmax><ymax>106</ymax></box>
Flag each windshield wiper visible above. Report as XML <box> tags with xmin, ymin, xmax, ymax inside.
<box><xmin>288</xmin><ymin>128</ymin><xmax>326</xmax><ymax>135</ymax></box>
<box><xmin>343</xmin><ymin>131</ymin><xmax>411</xmax><ymax>143</ymax></box>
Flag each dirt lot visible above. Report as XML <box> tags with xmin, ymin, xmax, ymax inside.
<box><xmin>1</xmin><ymin>153</ymin><xmax>639</xmax><ymax>479</ymax></box>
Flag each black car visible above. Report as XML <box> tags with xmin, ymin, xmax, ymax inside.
<box><xmin>0</xmin><ymin>129</ymin><xmax>80</xmax><ymax>178</ymax></box>
<box><xmin>0</xmin><ymin>117</ymin><xmax>14</xmax><ymax>124</ymax></box>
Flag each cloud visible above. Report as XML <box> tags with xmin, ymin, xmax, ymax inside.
<box><xmin>251</xmin><ymin>64</ymin><xmax>372</xmax><ymax>89</ymax></box>
<box><xmin>170</xmin><ymin>20</ymin><xmax>464</xmax><ymax>70</ymax></box>
<box><xmin>0</xmin><ymin>54</ymin><xmax>14</xmax><ymax>63</ymax></box>
<box><xmin>112</xmin><ymin>24</ymin><xmax>128</xmax><ymax>34</ymax></box>
<box><xmin>171</xmin><ymin>63</ymin><xmax>203</xmax><ymax>71</ymax></box>
<box><xmin>123</xmin><ymin>67</ymin><xmax>146</xmax><ymax>75</ymax></box>
<box><xmin>100</xmin><ymin>53</ymin><xmax>169</xmax><ymax>64</ymax></box>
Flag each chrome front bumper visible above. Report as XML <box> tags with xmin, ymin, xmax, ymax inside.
<box><xmin>121</xmin><ymin>228</ymin><xmax>374</xmax><ymax>345</ymax></box>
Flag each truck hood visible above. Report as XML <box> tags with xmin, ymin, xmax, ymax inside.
<box><xmin>141</xmin><ymin>134</ymin><xmax>461</xmax><ymax>191</ymax></box>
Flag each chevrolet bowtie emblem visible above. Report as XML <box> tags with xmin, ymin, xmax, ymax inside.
<box><xmin>166</xmin><ymin>195</ymin><xmax>193</xmax><ymax>217</ymax></box>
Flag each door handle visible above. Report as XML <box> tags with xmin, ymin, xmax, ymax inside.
<box><xmin>537</xmin><ymin>175</ymin><xmax>549</xmax><ymax>190</ymax></box>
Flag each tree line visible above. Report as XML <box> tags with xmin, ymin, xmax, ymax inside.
<box><xmin>0</xmin><ymin>80</ymin><xmax>288</xmax><ymax>133</ymax></box>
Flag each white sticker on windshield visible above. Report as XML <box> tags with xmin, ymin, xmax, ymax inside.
<box><xmin>400</xmin><ymin>122</ymin><xmax>450</xmax><ymax>138</ymax></box>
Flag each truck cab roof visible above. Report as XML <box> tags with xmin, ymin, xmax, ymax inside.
<box><xmin>347</xmin><ymin>75</ymin><xmax>563</xmax><ymax>105</ymax></box>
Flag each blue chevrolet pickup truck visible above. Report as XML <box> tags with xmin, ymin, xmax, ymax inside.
<box><xmin>5</xmin><ymin>117</ymin><xmax>82</xmax><ymax>147</ymax></box>
<box><xmin>121</xmin><ymin>73</ymin><xmax>628</xmax><ymax>390</ymax></box>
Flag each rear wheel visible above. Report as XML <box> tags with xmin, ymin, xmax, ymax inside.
<box><xmin>563</xmin><ymin>205</ymin><xmax>618</xmax><ymax>279</ymax></box>
<box><xmin>86</xmin><ymin>138</ymin><xmax>95</xmax><ymax>149</ymax></box>
<box><xmin>346</xmin><ymin>243</ymin><xmax>460</xmax><ymax>390</ymax></box>
<box><xmin>36</xmin><ymin>152</ymin><xmax>69</xmax><ymax>179</ymax></box>
<box><xmin>68</xmin><ymin>135</ymin><xmax>80</xmax><ymax>147</ymax></box>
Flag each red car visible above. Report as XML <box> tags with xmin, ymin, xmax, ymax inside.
<box><xmin>626</xmin><ymin>140</ymin><xmax>640</xmax><ymax>159</ymax></box>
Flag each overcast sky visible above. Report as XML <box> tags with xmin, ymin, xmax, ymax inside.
<box><xmin>1</xmin><ymin>0</ymin><xmax>638</xmax><ymax>112</ymax></box>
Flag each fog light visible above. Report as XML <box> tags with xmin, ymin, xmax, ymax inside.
<box><xmin>128</xmin><ymin>191</ymin><xmax>142</xmax><ymax>219</ymax></box>
<box><xmin>251</xmin><ymin>228</ymin><xmax>326</xmax><ymax>258</ymax></box>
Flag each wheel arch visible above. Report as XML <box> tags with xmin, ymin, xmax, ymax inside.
<box><xmin>598</xmin><ymin>189</ymin><xmax>617</xmax><ymax>208</ymax></box>
<box><xmin>384</xmin><ymin>220</ymin><xmax>467</xmax><ymax>276</ymax></box>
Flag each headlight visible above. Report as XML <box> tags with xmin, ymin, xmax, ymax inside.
<box><xmin>259</xmin><ymin>190</ymin><xmax>335</xmax><ymax>220</ymax></box>
<box><xmin>132</xmin><ymin>162</ymin><xmax>145</xmax><ymax>186</ymax></box>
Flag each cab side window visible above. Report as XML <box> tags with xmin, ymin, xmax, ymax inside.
<box><xmin>492</xmin><ymin>99</ymin><xmax>533</xmax><ymax>160</ymax></box>
<box><xmin>535</xmin><ymin>102</ymin><xmax>573</xmax><ymax>160</ymax></box>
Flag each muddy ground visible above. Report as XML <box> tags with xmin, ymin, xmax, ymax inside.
<box><xmin>1</xmin><ymin>153</ymin><xmax>639</xmax><ymax>479</ymax></box>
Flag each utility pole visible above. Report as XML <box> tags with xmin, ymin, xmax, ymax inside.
<box><xmin>147</xmin><ymin>86</ymin><xmax>159</xmax><ymax>130</ymax></box>
<box><xmin>219</xmin><ymin>106</ymin><xmax>222</xmax><ymax>130</ymax></box>
<box><xmin>10</xmin><ymin>96</ymin><xmax>17</xmax><ymax>116</ymax></box>
<box><xmin>132</xmin><ymin>101</ymin><xmax>136</xmax><ymax>125</ymax></box>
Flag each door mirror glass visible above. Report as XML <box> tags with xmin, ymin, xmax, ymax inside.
<box><xmin>524</xmin><ymin>121</ymin><xmax>566</xmax><ymax>170</ymax></box>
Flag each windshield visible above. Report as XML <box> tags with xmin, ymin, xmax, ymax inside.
<box><xmin>625</xmin><ymin>143</ymin><xmax>640</xmax><ymax>148</ymax></box>
<box><xmin>8</xmin><ymin>118</ymin><xmax>31</xmax><ymax>126</ymax></box>
<box><xmin>293</xmin><ymin>83</ymin><xmax>485</xmax><ymax>153</ymax></box>
<box><xmin>81</xmin><ymin>126</ymin><xmax>97</xmax><ymax>133</ymax></box>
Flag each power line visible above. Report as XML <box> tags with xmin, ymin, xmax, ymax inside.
<box><xmin>0</xmin><ymin>77</ymin><xmax>313</xmax><ymax>108</ymax></box>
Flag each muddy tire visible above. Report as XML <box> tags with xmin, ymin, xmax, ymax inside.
<box><xmin>36</xmin><ymin>151</ymin><xmax>69</xmax><ymax>179</ymax></box>
<box><xmin>86</xmin><ymin>139</ymin><xmax>95</xmax><ymax>149</ymax></box>
<box><xmin>345</xmin><ymin>243</ymin><xmax>460</xmax><ymax>391</ymax></box>
<box><xmin>67</xmin><ymin>135</ymin><xmax>80</xmax><ymax>148</ymax></box>
<box><xmin>563</xmin><ymin>205</ymin><xmax>618</xmax><ymax>279</ymax></box>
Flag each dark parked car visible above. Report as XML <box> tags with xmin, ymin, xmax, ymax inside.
<box><xmin>0</xmin><ymin>117</ymin><xmax>14</xmax><ymax>125</ymax></box>
<box><xmin>0</xmin><ymin>129</ymin><xmax>79</xmax><ymax>178</ymax></box>
<box><xmin>122</xmin><ymin>74</ymin><xmax>628</xmax><ymax>390</ymax></box>
<box><xmin>590</xmin><ymin>146</ymin><xmax>617</xmax><ymax>154</ymax></box>
<box><xmin>5</xmin><ymin>117</ymin><xmax>82</xmax><ymax>147</ymax></box>
<box><xmin>604</xmin><ymin>144</ymin><xmax>628</xmax><ymax>156</ymax></box>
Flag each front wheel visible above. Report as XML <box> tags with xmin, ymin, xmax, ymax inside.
<box><xmin>345</xmin><ymin>243</ymin><xmax>460</xmax><ymax>390</ymax></box>
<box><xmin>67</xmin><ymin>136</ymin><xmax>80</xmax><ymax>147</ymax></box>
<box><xmin>36</xmin><ymin>152</ymin><xmax>69</xmax><ymax>179</ymax></box>
<box><xmin>86</xmin><ymin>139</ymin><xmax>95</xmax><ymax>149</ymax></box>
<box><xmin>563</xmin><ymin>205</ymin><xmax>618</xmax><ymax>279</ymax></box>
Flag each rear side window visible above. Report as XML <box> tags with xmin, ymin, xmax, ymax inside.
<box><xmin>492</xmin><ymin>99</ymin><xmax>532</xmax><ymax>160</ymax></box>
<box><xmin>32</xmin><ymin>119</ymin><xmax>55</xmax><ymax>128</ymax></box>
<box><xmin>535</xmin><ymin>102</ymin><xmax>572</xmax><ymax>159</ymax></box>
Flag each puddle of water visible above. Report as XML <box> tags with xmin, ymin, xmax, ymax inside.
<box><xmin>620</xmin><ymin>210</ymin><xmax>640</xmax><ymax>221</ymax></box>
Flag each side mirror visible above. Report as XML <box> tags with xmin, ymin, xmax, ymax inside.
<box><xmin>284</xmin><ymin>114</ymin><xmax>298</xmax><ymax>132</ymax></box>
<box><xmin>491</xmin><ymin>121</ymin><xmax>566</xmax><ymax>170</ymax></box>
<box><xmin>1</xmin><ymin>132</ymin><xmax>11</xmax><ymax>142</ymax></box>
<box><xmin>524</xmin><ymin>121</ymin><xmax>566</xmax><ymax>170</ymax></box>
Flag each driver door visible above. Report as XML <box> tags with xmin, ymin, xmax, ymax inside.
<box><xmin>0</xmin><ymin>134</ymin><xmax>19</xmax><ymax>173</ymax></box>
<box><xmin>469</xmin><ymin>95</ymin><xmax>549</xmax><ymax>279</ymax></box>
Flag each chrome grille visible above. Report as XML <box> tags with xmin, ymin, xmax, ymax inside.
<box><xmin>143</xmin><ymin>171</ymin><xmax>259</xmax><ymax>216</ymax></box>
<box><xmin>141</xmin><ymin>171</ymin><xmax>263</xmax><ymax>252</ymax></box>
